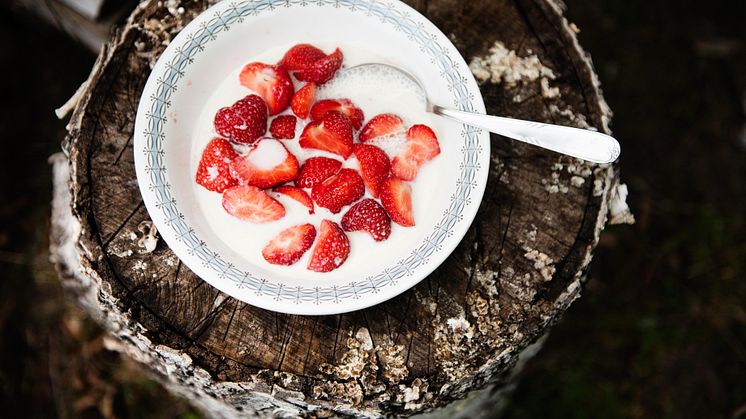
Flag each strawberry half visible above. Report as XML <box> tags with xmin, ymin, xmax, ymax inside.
<box><xmin>279</xmin><ymin>44</ymin><xmax>326</xmax><ymax>71</ymax></box>
<box><xmin>353</xmin><ymin>144</ymin><xmax>390</xmax><ymax>197</ymax></box>
<box><xmin>262</xmin><ymin>223</ymin><xmax>316</xmax><ymax>265</ymax></box>
<box><xmin>359</xmin><ymin>113</ymin><xmax>405</xmax><ymax>142</ymax></box>
<box><xmin>274</xmin><ymin>185</ymin><xmax>314</xmax><ymax>214</ymax></box>
<box><xmin>311</xmin><ymin>168</ymin><xmax>365</xmax><ymax>214</ymax></box>
<box><xmin>294</xmin><ymin>157</ymin><xmax>342</xmax><ymax>188</ymax></box>
<box><xmin>291</xmin><ymin>83</ymin><xmax>316</xmax><ymax>119</ymax></box>
<box><xmin>195</xmin><ymin>138</ymin><xmax>239</xmax><ymax>192</ymax></box>
<box><xmin>214</xmin><ymin>94</ymin><xmax>267</xmax><ymax>144</ymax></box>
<box><xmin>230</xmin><ymin>139</ymin><xmax>299</xmax><ymax>189</ymax></box>
<box><xmin>239</xmin><ymin>62</ymin><xmax>294</xmax><ymax>115</ymax></box>
<box><xmin>379</xmin><ymin>177</ymin><xmax>414</xmax><ymax>227</ymax></box>
<box><xmin>307</xmin><ymin>220</ymin><xmax>350</xmax><ymax>272</ymax></box>
<box><xmin>269</xmin><ymin>115</ymin><xmax>297</xmax><ymax>139</ymax></box>
<box><xmin>222</xmin><ymin>185</ymin><xmax>285</xmax><ymax>222</ymax></box>
<box><xmin>391</xmin><ymin>124</ymin><xmax>441</xmax><ymax>181</ymax></box>
<box><xmin>299</xmin><ymin>111</ymin><xmax>354</xmax><ymax>159</ymax></box>
<box><xmin>341</xmin><ymin>199</ymin><xmax>391</xmax><ymax>241</ymax></box>
<box><xmin>295</xmin><ymin>48</ymin><xmax>343</xmax><ymax>85</ymax></box>
<box><xmin>310</xmin><ymin>99</ymin><xmax>364</xmax><ymax>130</ymax></box>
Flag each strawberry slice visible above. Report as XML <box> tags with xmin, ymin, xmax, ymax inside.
<box><xmin>353</xmin><ymin>144</ymin><xmax>390</xmax><ymax>197</ymax></box>
<box><xmin>239</xmin><ymin>62</ymin><xmax>294</xmax><ymax>115</ymax></box>
<box><xmin>299</xmin><ymin>111</ymin><xmax>354</xmax><ymax>159</ymax></box>
<box><xmin>291</xmin><ymin>83</ymin><xmax>316</xmax><ymax>119</ymax></box>
<box><xmin>222</xmin><ymin>185</ymin><xmax>285</xmax><ymax>222</ymax></box>
<box><xmin>295</xmin><ymin>48</ymin><xmax>343</xmax><ymax>85</ymax></box>
<box><xmin>307</xmin><ymin>220</ymin><xmax>350</xmax><ymax>272</ymax></box>
<box><xmin>359</xmin><ymin>113</ymin><xmax>405</xmax><ymax>142</ymax></box>
<box><xmin>274</xmin><ymin>185</ymin><xmax>314</xmax><ymax>214</ymax></box>
<box><xmin>279</xmin><ymin>44</ymin><xmax>326</xmax><ymax>71</ymax></box>
<box><xmin>391</xmin><ymin>124</ymin><xmax>441</xmax><ymax>181</ymax></box>
<box><xmin>310</xmin><ymin>99</ymin><xmax>364</xmax><ymax>130</ymax></box>
<box><xmin>195</xmin><ymin>138</ymin><xmax>239</xmax><ymax>192</ymax></box>
<box><xmin>230</xmin><ymin>139</ymin><xmax>299</xmax><ymax>189</ymax></box>
<box><xmin>262</xmin><ymin>223</ymin><xmax>316</xmax><ymax>265</ymax></box>
<box><xmin>214</xmin><ymin>94</ymin><xmax>267</xmax><ymax>144</ymax></box>
<box><xmin>294</xmin><ymin>157</ymin><xmax>342</xmax><ymax>188</ymax></box>
<box><xmin>269</xmin><ymin>115</ymin><xmax>297</xmax><ymax>139</ymax></box>
<box><xmin>379</xmin><ymin>177</ymin><xmax>414</xmax><ymax>227</ymax></box>
<box><xmin>311</xmin><ymin>168</ymin><xmax>365</xmax><ymax>214</ymax></box>
<box><xmin>341</xmin><ymin>199</ymin><xmax>391</xmax><ymax>241</ymax></box>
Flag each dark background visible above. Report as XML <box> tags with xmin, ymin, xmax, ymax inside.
<box><xmin>1</xmin><ymin>1</ymin><xmax>744</xmax><ymax>418</ymax></box>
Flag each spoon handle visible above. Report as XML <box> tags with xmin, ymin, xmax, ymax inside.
<box><xmin>432</xmin><ymin>105</ymin><xmax>620</xmax><ymax>164</ymax></box>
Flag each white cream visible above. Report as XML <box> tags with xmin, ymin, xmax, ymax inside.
<box><xmin>245</xmin><ymin>139</ymin><xmax>288</xmax><ymax>170</ymax></box>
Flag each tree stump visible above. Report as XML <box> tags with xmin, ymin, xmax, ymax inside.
<box><xmin>53</xmin><ymin>0</ymin><xmax>630</xmax><ymax>417</ymax></box>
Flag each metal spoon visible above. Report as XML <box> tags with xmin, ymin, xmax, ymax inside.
<box><xmin>335</xmin><ymin>63</ymin><xmax>620</xmax><ymax>164</ymax></box>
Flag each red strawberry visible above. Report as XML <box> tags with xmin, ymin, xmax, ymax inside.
<box><xmin>230</xmin><ymin>139</ymin><xmax>299</xmax><ymax>189</ymax></box>
<box><xmin>295</xmin><ymin>157</ymin><xmax>342</xmax><ymax>188</ymax></box>
<box><xmin>341</xmin><ymin>199</ymin><xmax>391</xmax><ymax>241</ymax></box>
<box><xmin>299</xmin><ymin>111</ymin><xmax>354</xmax><ymax>158</ymax></box>
<box><xmin>295</xmin><ymin>48</ymin><xmax>343</xmax><ymax>85</ymax></box>
<box><xmin>391</xmin><ymin>124</ymin><xmax>441</xmax><ymax>181</ymax></box>
<box><xmin>279</xmin><ymin>44</ymin><xmax>326</xmax><ymax>71</ymax></box>
<box><xmin>195</xmin><ymin>138</ymin><xmax>239</xmax><ymax>192</ymax></box>
<box><xmin>311</xmin><ymin>168</ymin><xmax>364</xmax><ymax>214</ymax></box>
<box><xmin>291</xmin><ymin>83</ymin><xmax>316</xmax><ymax>119</ymax></box>
<box><xmin>222</xmin><ymin>185</ymin><xmax>285</xmax><ymax>222</ymax></box>
<box><xmin>310</xmin><ymin>99</ymin><xmax>364</xmax><ymax>130</ymax></box>
<box><xmin>262</xmin><ymin>223</ymin><xmax>316</xmax><ymax>265</ymax></box>
<box><xmin>269</xmin><ymin>115</ymin><xmax>297</xmax><ymax>139</ymax></box>
<box><xmin>353</xmin><ymin>144</ymin><xmax>390</xmax><ymax>197</ymax></box>
<box><xmin>239</xmin><ymin>62</ymin><xmax>294</xmax><ymax>115</ymax></box>
<box><xmin>274</xmin><ymin>185</ymin><xmax>314</xmax><ymax>214</ymax></box>
<box><xmin>379</xmin><ymin>177</ymin><xmax>414</xmax><ymax>227</ymax></box>
<box><xmin>359</xmin><ymin>113</ymin><xmax>405</xmax><ymax>142</ymax></box>
<box><xmin>214</xmin><ymin>94</ymin><xmax>267</xmax><ymax>144</ymax></box>
<box><xmin>307</xmin><ymin>220</ymin><xmax>350</xmax><ymax>272</ymax></box>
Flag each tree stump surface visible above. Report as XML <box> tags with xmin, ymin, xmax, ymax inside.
<box><xmin>55</xmin><ymin>0</ymin><xmax>625</xmax><ymax>417</ymax></box>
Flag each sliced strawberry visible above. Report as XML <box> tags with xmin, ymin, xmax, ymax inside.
<box><xmin>299</xmin><ymin>111</ymin><xmax>354</xmax><ymax>158</ymax></box>
<box><xmin>239</xmin><ymin>62</ymin><xmax>294</xmax><ymax>115</ymax></box>
<box><xmin>359</xmin><ymin>113</ymin><xmax>405</xmax><ymax>142</ymax></box>
<box><xmin>295</xmin><ymin>48</ymin><xmax>343</xmax><ymax>85</ymax></box>
<box><xmin>311</xmin><ymin>168</ymin><xmax>365</xmax><ymax>214</ymax></box>
<box><xmin>195</xmin><ymin>138</ymin><xmax>239</xmax><ymax>192</ymax></box>
<box><xmin>279</xmin><ymin>44</ymin><xmax>326</xmax><ymax>71</ymax></box>
<box><xmin>294</xmin><ymin>157</ymin><xmax>343</xmax><ymax>188</ymax></box>
<box><xmin>353</xmin><ymin>144</ymin><xmax>390</xmax><ymax>197</ymax></box>
<box><xmin>310</xmin><ymin>99</ymin><xmax>364</xmax><ymax>130</ymax></box>
<box><xmin>214</xmin><ymin>94</ymin><xmax>267</xmax><ymax>144</ymax></box>
<box><xmin>262</xmin><ymin>223</ymin><xmax>316</xmax><ymax>265</ymax></box>
<box><xmin>307</xmin><ymin>220</ymin><xmax>350</xmax><ymax>272</ymax></box>
<box><xmin>341</xmin><ymin>199</ymin><xmax>391</xmax><ymax>241</ymax></box>
<box><xmin>222</xmin><ymin>185</ymin><xmax>285</xmax><ymax>222</ymax></box>
<box><xmin>269</xmin><ymin>115</ymin><xmax>297</xmax><ymax>139</ymax></box>
<box><xmin>274</xmin><ymin>185</ymin><xmax>314</xmax><ymax>214</ymax></box>
<box><xmin>391</xmin><ymin>124</ymin><xmax>441</xmax><ymax>181</ymax></box>
<box><xmin>230</xmin><ymin>139</ymin><xmax>299</xmax><ymax>189</ymax></box>
<box><xmin>379</xmin><ymin>177</ymin><xmax>414</xmax><ymax>227</ymax></box>
<box><xmin>291</xmin><ymin>83</ymin><xmax>316</xmax><ymax>119</ymax></box>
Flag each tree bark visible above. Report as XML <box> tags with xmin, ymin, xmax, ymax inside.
<box><xmin>52</xmin><ymin>0</ymin><xmax>628</xmax><ymax>417</ymax></box>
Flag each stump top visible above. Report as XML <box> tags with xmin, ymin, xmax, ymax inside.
<box><xmin>64</xmin><ymin>0</ymin><xmax>617</xmax><ymax>415</ymax></box>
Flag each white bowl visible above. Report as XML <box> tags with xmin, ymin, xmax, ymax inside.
<box><xmin>134</xmin><ymin>0</ymin><xmax>489</xmax><ymax>315</ymax></box>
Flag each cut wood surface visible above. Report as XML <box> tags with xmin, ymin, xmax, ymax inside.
<box><xmin>55</xmin><ymin>0</ymin><xmax>626</xmax><ymax>417</ymax></box>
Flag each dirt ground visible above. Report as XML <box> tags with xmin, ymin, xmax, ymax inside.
<box><xmin>0</xmin><ymin>1</ymin><xmax>744</xmax><ymax>418</ymax></box>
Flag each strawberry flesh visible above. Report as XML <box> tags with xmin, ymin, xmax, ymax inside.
<box><xmin>291</xmin><ymin>83</ymin><xmax>316</xmax><ymax>119</ymax></box>
<box><xmin>239</xmin><ymin>62</ymin><xmax>294</xmax><ymax>115</ymax></box>
<box><xmin>310</xmin><ymin>99</ymin><xmax>364</xmax><ymax>130</ymax></box>
<box><xmin>341</xmin><ymin>199</ymin><xmax>391</xmax><ymax>241</ymax></box>
<box><xmin>353</xmin><ymin>144</ymin><xmax>390</xmax><ymax>197</ymax></box>
<box><xmin>222</xmin><ymin>185</ymin><xmax>285</xmax><ymax>222</ymax></box>
<box><xmin>379</xmin><ymin>177</ymin><xmax>414</xmax><ymax>227</ymax></box>
<box><xmin>295</xmin><ymin>48</ymin><xmax>343</xmax><ymax>85</ymax></box>
<box><xmin>195</xmin><ymin>138</ymin><xmax>239</xmax><ymax>192</ymax></box>
<box><xmin>213</xmin><ymin>94</ymin><xmax>267</xmax><ymax>144</ymax></box>
<box><xmin>359</xmin><ymin>113</ymin><xmax>404</xmax><ymax>143</ymax></box>
<box><xmin>391</xmin><ymin>124</ymin><xmax>441</xmax><ymax>181</ymax></box>
<box><xmin>307</xmin><ymin>220</ymin><xmax>350</xmax><ymax>272</ymax></box>
<box><xmin>274</xmin><ymin>185</ymin><xmax>314</xmax><ymax>214</ymax></box>
<box><xmin>279</xmin><ymin>44</ymin><xmax>326</xmax><ymax>71</ymax></box>
<box><xmin>230</xmin><ymin>139</ymin><xmax>299</xmax><ymax>189</ymax></box>
<box><xmin>269</xmin><ymin>115</ymin><xmax>297</xmax><ymax>139</ymax></box>
<box><xmin>299</xmin><ymin>111</ymin><xmax>354</xmax><ymax>159</ymax></box>
<box><xmin>311</xmin><ymin>168</ymin><xmax>365</xmax><ymax>214</ymax></box>
<box><xmin>294</xmin><ymin>157</ymin><xmax>343</xmax><ymax>188</ymax></box>
<box><xmin>262</xmin><ymin>223</ymin><xmax>316</xmax><ymax>265</ymax></box>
